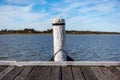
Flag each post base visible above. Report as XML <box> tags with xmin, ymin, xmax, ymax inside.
<box><xmin>50</xmin><ymin>55</ymin><xmax>74</xmax><ymax>61</ymax></box>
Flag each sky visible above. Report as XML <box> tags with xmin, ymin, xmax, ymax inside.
<box><xmin>0</xmin><ymin>0</ymin><xmax>120</xmax><ymax>32</ymax></box>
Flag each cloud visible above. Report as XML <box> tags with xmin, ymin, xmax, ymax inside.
<box><xmin>78</xmin><ymin>0</ymin><xmax>117</xmax><ymax>14</ymax></box>
<box><xmin>0</xmin><ymin>0</ymin><xmax>120</xmax><ymax>32</ymax></box>
<box><xmin>94</xmin><ymin>2</ymin><xmax>116</xmax><ymax>14</ymax></box>
<box><xmin>0</xmin><ymin>4</ymin><xmax>49</xmax><ymax>30</ymax></box>
<box><xmin>51</xmin><ymin>0</ymin><xmax>118</xmax><ymax>19</ymax></box>
<box><xmin>62</xmin><ymin>0</ymin><xmax>120</xmax><ymax>31</ymax></box>
<box><xmin>55</xmin><ymin>2</ymin><xmax>80</xmax><ymax>13</ymax></box>
<box><xmin>6</xmin><ymin>0</ymin><xmax>47</xmax><ymax>5</ymax></box>
<box><xmin>0</xmin><ymin>5</ymin><xmax>48</xmax><ymax>22</ymax></box>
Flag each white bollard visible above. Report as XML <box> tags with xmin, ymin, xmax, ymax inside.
<box><xmin>52</xmin><ymin>18</ymin><xmax>67</xmax><ymax>61</ymax></box>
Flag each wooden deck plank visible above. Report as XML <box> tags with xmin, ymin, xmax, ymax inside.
<box><xmin>38</xmin><ymin>66</ymin><xmax>52</xmax><ymax>80</ymax></box>
<box><xmin>81</xmin><ymin>66</ymin><xmax>98</xmax><ymax>80</ymax></box>
<box><xmin>99</xmin><ymin>67</ymin><xmax>118</xmax><ymax>80</ymax></box>
<box><xmin>72</xmin><ymin>66</ymin><xmax>85</xmax><ymax>80</ymax></box>
<box><xmin>62</xmin><ymin>66</ymin><xmax>73</xmax><ymax>80</ymax></box>
<box><xmin>50</xmin><ymin>66</ymin><xmax>61</xmax><ymax>80</ymax></box>
<box><xmin>1</xmin><ymin>66</ymin><xmax>24</xmax><ymax>80</ymax></box>
<box><xmin>107</xmin><ymin>67</ymin><xmax>120</xmax><ymax>80</ymax></box>
<box><xmin>116</xmin><ymin>67</ymin><xmax>120</xmax><ymax>71</ymax></box>
<box><xmin>26</xmin><ymin>66</ymin><xmax>51</xmax><ymax>80</ymax></box>
<box><xmin>0</xmin><ymin>65</ymin><xmax>119</xmax><ymax>80</ymax></box>
<box><xmin>91</xmin><ymin>67</ymin><xmax>111</xmax><ymax>80</ymax></box>
<box><xmin>26</xmin><ymin>66</ymin><xmax>41</xmax><ymax>80</ymax></box>
<box><xmin>0</xmin><ymin>66</ymin><xmax>7</xmax><ymax>73</ymax></box>
<box><xmin>0</xmin><ymin>66</ymin><xmax>15</xmax><ymax>80</ymax></box>
<box><xmin>14</xmin><ymin>66</ymin><xmax>33</xmax><ymax>80</ymax></box>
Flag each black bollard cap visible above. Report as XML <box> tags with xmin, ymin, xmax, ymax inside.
<box><xmin>52</xmin><ymin>18</ymin><xmax>65</xmax><ymax>25</ymax></box>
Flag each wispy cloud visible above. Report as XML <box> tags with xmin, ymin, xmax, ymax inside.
<box><xmin>0</xmin><ymin>4</ymin><xmax>49</xmax><ymax>30</ymax></box>
<box><xmin>6</xmin><ymin>0</ymin><xmax>47</xmax><ymax>5</ymax></box>
<box><xmin>0</xmin><ymin>5</ymin><xmax>48</xmax><ymax>22</ymax></box>
<box><xmin>0</xmin><ymin>0</ymin><xmax>120</xmax><ymax>32</ymax></box>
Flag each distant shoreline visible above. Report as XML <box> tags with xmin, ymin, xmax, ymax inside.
<box><xmin>0</xmin><ymin>32</ymin><xmax>120</xmax><ymax>35</ymax></box>
<box><xmin>0</xmin><ymin>28</ymin><xmax>120</xmax><ymax>34</ymax></box>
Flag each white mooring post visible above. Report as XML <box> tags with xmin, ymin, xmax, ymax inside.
<box><xmin>52</xmin><ymin>18</ymin><xmax>67</xmax><ymax>61</ymax></box>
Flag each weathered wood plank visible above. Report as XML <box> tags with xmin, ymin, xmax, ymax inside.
<box><xmin>116</xmin><ymin>67</ymin><xmax>120</xmax><ymax>80</ymax></box>
<box><xmin>0</xmin><ymin>66</ymin><xmax>15</xmax><ymax>80</ymax></box>
<box><xmin>81</xmin><ymin>66</ymin><xmax>98</xmax><ymax>80</ymax></box>
<box><xmin>26</xmin><ymin>66</ymin><xmax>41</xmax><ymax>80</ymax></box>
<box><xmin>72</xmin><ymin>66</ymin><xmax>85</xmax><ymax>80</ymax></box>
<box><xmin>0</xmin><ymin>65</ymin><xmax>119</xmax><ymax>80</ymax></box>
<box><xmin>26</xmin><ymin>66</ymin><xmax>51</xmax><ymax>80</ymax></box>
<box><xmin>107</xmin><ymin>67</ymin><xmax>120</xmax><ymax>80</ymax></box>
<box><xmin>50</xmin><ymin>66</ymin><xmax>61</xmax><ymax>80</ymax></box>
<box><xmin>14</xmin><ymin>66</ymin><xmax>33</xmax><ymax>80</ymax></box>
<box><xmin>116</xmin><ymin>67</ymin><xmax>120</xmax><ymax>71</ymax></box>
<box><xmin>62</xmin><ymin>66</ymin><xmax>73</xmax><ymax>80</ymax></box>
<box><xmin>99</xmin><ymin>67</ymin><xmax>118</xmax><ymax>80</ymax></box>
<box><xmin>38</xmin><ymin>66</ymin><xmax>52</xmax><ymax>80</ymax></box>
<box><xmin>0</xmin><ymin>66</ymin><xmax>7</xmax><ymax>73</ymax></box>
<box><xmin>91</xmin><ymin>67</ymin><xmax>110</xmax><ymax>80</ymax></box>
<box><xmin>1</xmin><ymin>66</ymin><xmax>24</xmax><ymax>80</ymax></box>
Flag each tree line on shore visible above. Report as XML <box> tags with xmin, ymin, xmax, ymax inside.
<box><xmin>0</xmin><ymin>28</ymin><xmax>120</xmax><ymax>34</ymax></box>
<box><xmin>0</xmin><ymin>28</ymin><xmax>52</xmax><ymax>34</ymax></box>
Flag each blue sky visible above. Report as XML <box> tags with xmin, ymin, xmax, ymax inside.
<box><xmin>0</xmin><ymin>0</ymin><xmax>120</xmax><ymax>32</ymax></box>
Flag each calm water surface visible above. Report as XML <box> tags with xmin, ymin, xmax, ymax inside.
<box><xmin>0</xmin><ymin>34</ymin><xmax>120</xmax><ymax>61</ymax></box>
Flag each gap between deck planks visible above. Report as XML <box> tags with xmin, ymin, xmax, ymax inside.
<box><xmin>0</xmin><ymin>66</ymin><xmax>120</xmax><ymax>80</ymax></box>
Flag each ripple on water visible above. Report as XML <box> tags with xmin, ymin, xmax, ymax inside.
<box><xmin>0</xmin><ymin>56</ymin><xmax>9</xmax><ymax>60</ymax></box>
<box><xmin>0</xmin><ymin>34</ymin><xmax>120</xmax><ymax>61</ymax></box>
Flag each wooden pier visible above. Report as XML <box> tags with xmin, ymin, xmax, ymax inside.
<box><xmin>0</xmin><ymin>61</ymin><xmax>120</xmax><ymax>80</ymax></box>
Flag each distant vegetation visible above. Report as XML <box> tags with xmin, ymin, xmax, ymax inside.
<box><xmin>0</xmin><ymin>28</ymin><xmax>120</xmax><ymax>34</ymax></box>
<box><xmin>66</xmin><ymin>30</ymin><xmax>120</xmax><ymax>34</ymax></box>
<box><xmin>0</xmin><ymin>28</ymin><xmax>52</xmax><ymax>34</ymax></box>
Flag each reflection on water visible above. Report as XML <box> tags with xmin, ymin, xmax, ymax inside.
<box><xmin>0</xmin><ymin>34</ymin><xmax>120</xmax><ymax>61</ymax></box>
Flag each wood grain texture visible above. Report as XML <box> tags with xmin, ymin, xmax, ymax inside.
<box><xmin>0</xmin><ymin>66</ymin><xmax>15</xmax><ymax>80</ymax></box>
<box><xmin>1</xmin><ymin>66</ymin><xmax>24</xmax><ymax>80</ymax></box>
<box><xmin>0</xmin><ymin>66</ymin><xmax>119</xmax><ymax>80</ymax></box>
<box><xmin>62</xmin><ymin>66</ymin><xmax>73</xmax><ymax>80</ymax></box>
<box><xmin>72</xmin><ymin>66</ymin><xmax>85</xmax><ymax>80</ymax></box>
<box><xmin>14</xmin><ymin>66</ymin><xmax>33</xmax><ymax>80</ymax></box>
<box><xmin>50</xmin><ymin>66</ymin><xmax>61</xmax><ymax>80</ymax></box>
<box><xmin>38</xmin><ymin>66</ymin><xmax>51</xmax><ymax>80</ymax></box>
<box><xmin>26</xmin><ymin>66</ymin><xmax>41</xmax><ymax>80</ymax></box>
<box><xmin>107</xmin><ymin>67</ymin><xmax>120</xmax><ymax>80</ymax></box>
<box><xmin>81</xmin><ymin>66</ymin><xmax>98</xmax><ymax>80</ymax></box>
<box><xmin>0</xmin><ymin>66</ymin><xmax>7</xmax><ymax>73</ymax></box>
<box><xmin>91</xmin><ymin>67</ymin><xmax>110</xmax><ymax>80</ymax></box>
<box><xmin>99</xmin><ymin>67</ymin><xmax>118</xmax><ymax>80</ymax></box>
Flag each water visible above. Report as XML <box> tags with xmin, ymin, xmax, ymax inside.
<box><xmin>0</xmin><ymin>34</ymin><xmax>120</xmax><ymax>61</ymax></box>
